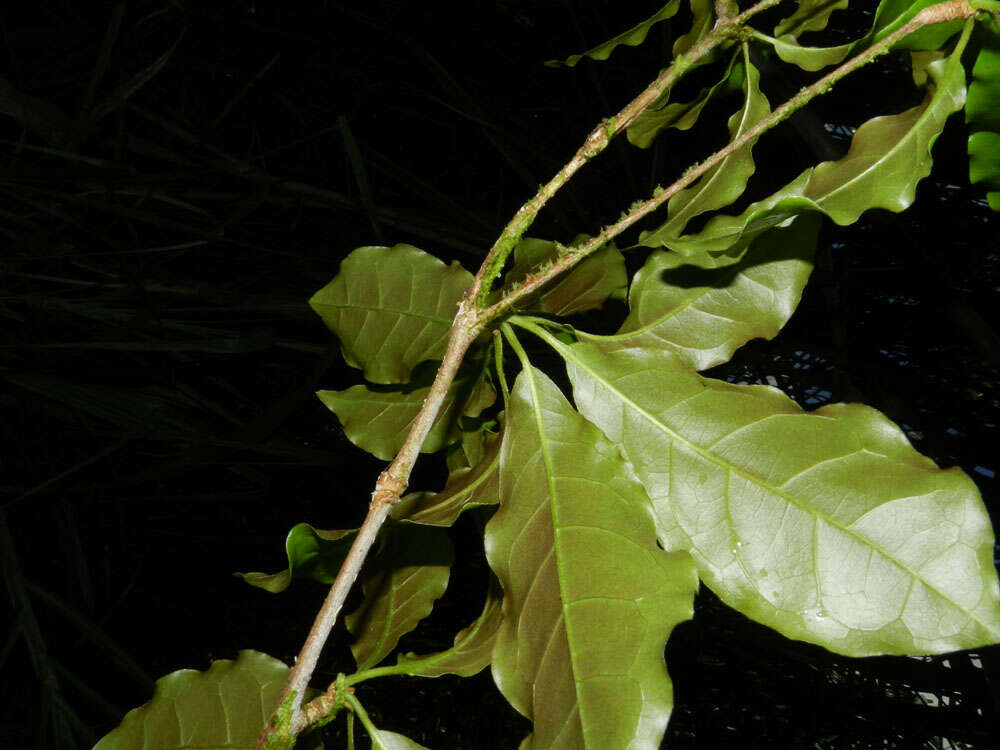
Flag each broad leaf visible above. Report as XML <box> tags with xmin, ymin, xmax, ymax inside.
<box><xmin>966</xmin><ymin>37</ymin><xmax>1000</xmax><ymax>211</ymax></box>
<box><xmin>537</xmin><ymin>333</ymin><xmax>1000</xmax><ymax>657</ymax></box>
<box><xmin>640</xmin><ymin>46</ymin><xmax>770</xmax><ymax>246</ymax></box>
<box><xmin>390</xmin><ymin>581</ymin><xmax>504</xmax><ymax>678</ymax></box>
<box><xmin>485</xmin><ymin>365</ymin><xmax>698</xmax><ymax>749</ymax></box>
<box><xmin>318</xmin><ymin>362</ymin><xmax>494</xmax><ymax>461</ymax></box>
<box><xmin>767</xmin><ymin>34</ymin><xmax>851</xmax><ymax>72</ymax></box>
<box><xmin>775</xmin><ymin>0</ymin><xmax>849</xmax><ymax>37</ymax></box>
<box><xmin>239</xmin><ymin>524</ymin><xmax>357</xmax><ymax>593</ymax></box>
<box><xmin>582</xmin><ymin>216</ymin><xmax>819</xmax><ymax>371</ymax></box>
<box><xmin>347</xmin><ymin>524</ymin><xmax>453</xmax><ymax>671</ymax></box>
<box><xmin>309</xmin><ymin>244</ymin><xmax>473</xmax><ymax>384</ymax></box>
<box><xmin>503</xmin><ymin>237</ymin><xmax>627</xmax><ymax>315</ymax></box>
<box><xmin>665</xmin><ymin>41</ymin><xmax>969</xmax><ymax>267</ymax></box>
<box><xmin>870</xmin><ymin>0</ymin><xmax>966</xmax><ymax>51</ymax></box>
<box><xmin>94</xmin><ymin>651</ymin><xmax>312</xmax><ymax>750</ymax></box>
<box><xmin>545</xmin><ymin>1</ymin><xmax>681</xmax><ymax>67</ymax></box>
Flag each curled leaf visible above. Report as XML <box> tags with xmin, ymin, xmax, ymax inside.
<box><xmin>546</xmin><ymin>1</ymin><xmax>681</xmax><ymax>67</ymax></box>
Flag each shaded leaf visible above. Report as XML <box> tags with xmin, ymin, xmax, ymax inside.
<box><xmin>485</xmin><ymin>365</ymin><xmax>698</xmax><ymax>748</ymax></box>
<box><xmin>239</xmin><ymin>524</ymin><xmax>357</xmax><ymax>593</ymax></box>
<box><xmin>504</xmin><ymin>237</ymin><xmax>627</xmax><ymax>315</ymax></box>
<box><xmin>582</xmin><ymin>216</ymin><xmax>819</xmax><ymax>371</ymax></box>
<box><xmin>347</xmin><ymin>524</ymin><xmax>453</xmax><ymax>671</ymax></box>
<box><xmin>318</xmin><ymin>362</ymin><xmax>495</xmax><ymax>461</ymax></box>
<box><xmin>775</xmin><ymin>0</ymin><xmax>849</xmax><ymax>37</ymax></box>
<box><xmin>673</xmin><ymin>0</ymin><xmax>719</xmax><ymax>57</ymax></box>
<box><xmin>309</xmin><ymin>244</ymin><xmax>473</xmax><ymax>384</ymax></box>
<box><xmin>541</xmin><ymin>334</ymin><xmax>1000</xmax><ymax>657</ymax></box>
<box><xmin>545</xmin><ymin>1</ymin><xmax>681</xmax><ymax>67</ymax></box>
<box><xmin>966</xmin><ymin>37</ymin><xmax>1000</xmax><ymax>211</ymax></box>
<box><xmin>640</xmin><ymin>47</ymin><xmax>770</xmax><ymax>246</ymax></box>
<box><xmin>93</xmin><ymin>651</ymin><xmax>311</xmax><ymax>750</ymax></box>
<box><xmin>369</xmin><ymin>729</ymin><xmax>429</xmax><ymax>750</ymax></box>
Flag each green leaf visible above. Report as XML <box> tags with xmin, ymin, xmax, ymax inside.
<box><xmin>582</xmin><ymin>216</ymin><xmax>819</xmax><ymax>371</ymax></box>
<box><xmin>665</xmin><ymin>42</ymin><xmax>969</xmax><ymax>267</ymax></box>
<box><xmin>673</xmin><ymin>0</ymin><xmax>720</xmax><ymax>57</ymax></box>
<box><xmin>347</xmin><ymin>524</ymin><xmax>453</xmax><ymax>671</ymax></box>
<box><xmin>239</xmin><ymin>524</ymin><xmax>357</xmax><ymax>593</ymax></box>
<box><xmin>640</xmin><ymin>47</ymin><xmax>770</xmax><ymax>246</ymax></box>
<box><xmin>767</xmin><ymin>34</ymin><xmax>851</xmax><ymax>72</ymax></box>
<box><xmin>542</xmin><ymin>334</ymin><xmax>1000</xmax><ymax>657</ymax></box>
<box><xmin>627</xmin><ymin>51</ymin><xmax>744</xmax><ymax>149</ymax></box>
<box><xmin>503</xmin><ymin>237</ymin><xmax>627</xmax><ymax>315</ymax></box>
<box><xmin>485</xmin><ymin>365</ymin><xmax>698</xmax><ymax>748</ymax></box>
<box><xmin>369</xmin><ymin>729</ymin><xmax>429</xmax><ymax>750</ymax></box>
<box><xmin>390</xmin><ymin>422</ymin><xmax>502</xmax><ymax>526</ymax></box>
<box><xmin>545</xmin><ymin>1</ymin><xmax>681</xmax><ymax>67</ymax></box>
<box><xmin>317</xmin><ymin>362</ymin><xmax>495</xmax><ymax>461</ymax></box>
<box><xmin>775</xmin><ymin>0</ymin><xmax>849</xmax><ymax>37</ymax></box>
<box><xmin>94</xmin><ymin>651</ymin><xmax>308</xmax><ymax>750</ymax></box>
<box><xmin>309</xmin><ymin>244</ymin><xmax>473</xmax><ymax>384</ymax></box>
<box><xmin>390</xmin><ymin>580</ymin><xmax>504</xmax><ymax>678</ymax></box>
<box><xmin>967</xmin><ymin>38</ymin><xmax>1000</xmax><ymax>211</ymax></box>
<box><xmin>870</xmin><ymin>0</ymin><xmax>966</xmax><ymax>51</ymax></box>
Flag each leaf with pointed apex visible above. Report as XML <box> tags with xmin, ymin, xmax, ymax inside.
<box><xmin>318</xmin><ymin>362</ymin><xmax>495</xmax><ymax>462</ymax></box>
<box><xmin>582</xmin><ymin>216</ymin><xmax>818</xmax><ymax>371</ymax></box>
<box><xmin>545</xmin><ymin>1</ymin><xmax>681</xmax><ymax>67</ymax></box>
<box><xmin>539</xmin><ymin>333</ymin><xmax>1000</xmax><ymax>657</ymax></box>
<box><xmin>503</xmin><ymin>238</ymin><xmax>627</xmax><ymax>315</ymax></box>
<box><xmin>775</xmin><ymin>0</ymin><xmax>849</xmax><ymax>37</ymax></box>
<box><xmin>391</xmin><ymin>581</ymin><xmax>504</xmax><ymax>678</ymax></box>
<box><xmin>391</xmin><ymin>424</ymin><xmax>502</xmax><ymax>526</ymax></box>
<box><xmin>309</xmin><ymin>244</ymin><xmax>473</xmax><ymax>384</ymax></box>
<box><xmin>628</xmin><ymin>51</ymin><xmax>744</xmax><ymax>149</ymax></box>
<box><xmin>966</xmin><ymin>38</ymin><xmax>1000</xmax><ymax>211</ymax></box>
<box><xmin>485</xmin><ymin>366</ymin><xmax>698</xmax><ymax>749</ymax></box>
<box><xmin>347</xmin><ymin>524</ymin><xmax>453</xmax><ymax>671</ymax></box>
<box><xmin>664</xmin><ymin>43</ymin><xmax>968</xmax><ymax>267</ymax></box>
<box><xmin>94</xmin><ymin>651</ymin><xmax>317</xmax><ymax>750</ymax></box>
<box><xmin>768</xmin><ymin>34</ymin><xmax>851</xmax><ymax>71</ymax></box>
<box><xmin>369</xmin><ymin>729</ymin><xmax>429</xmax><ymax>750</ymax></box>
<box><xmin>238</xmin><ymin>524</ymin><xmax>357</xmax><ymax>593</ymax></box>
<box><xmin>870</xmin><ymin>0</ymin><xmax>967</xmax><ymax>51</ymax></box>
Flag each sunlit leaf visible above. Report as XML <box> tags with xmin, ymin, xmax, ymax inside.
<box><xmin>966</xmin><ymin>37</ymin><xmax>1000</xmax><ymax>211</ymax></box>
<box><xmin>539</xmin><ymin>333</ymin><xmax>1000</xmax><ymax>657</ymax></box>
<box><xmin>503</xmin><ymin>237</ymin><xmax>627</xmax><ymax>315</ymax></box>
<box><xmin>485</xmin><ymin>365</ymin><xmax>698</xmax><ymax>748</ymax></box>
<box><xmin>93</xmin><ymin>651</ymin><xmax>312</xmax><ymax>750</ymax></box>
<box><xmin>238</xmin><ymin>524</ymin><xmax>357</xmax><ymax>593</ymax></box>
<box><xmin>347</xmin><ymin>525</ymin><xmax>453</xmax><ymax>671</ymax></box>
<box><xmin>774</xmin><ymin>0</ymin><xmax>849</xmax><ymax>37</ymax></box>
<box><xmin>318</xmin><ymin>362</ymin><xmax>494</xmax><ymax>461</ymax></box>
<box><xmin>545</xmin><ymin>1</ymin><xmax>681</xmax><ymax>67</ymax></box>
<box><xmin>582</xmin><ymin>216</ymin><xmax>819</xmax><ymax>371</ymax></box>
<box><xmin>309</xmin><ymin>244</ymin><xmax>473</xmax><ymax>384</ymax></box>
<box><xmin>640</xmin><ymin>47</ymin><xmax>770</xmax><ymax>246</ymax></box>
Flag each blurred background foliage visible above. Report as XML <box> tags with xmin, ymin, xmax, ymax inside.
<box><xmin>0</xmin><ymin>0</ymin><xmax>997</xmax><ymax>747</ymax></box>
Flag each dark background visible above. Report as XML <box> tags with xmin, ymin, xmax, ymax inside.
<box><xmin>1</xmin><ymin>1</ymin><xmax>998</xmax><ymax>748</ymax></box>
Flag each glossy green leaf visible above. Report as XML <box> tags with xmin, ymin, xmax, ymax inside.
<box><xmin>581</xmin><ymin>216</ymin><xmax>819</xmax><ymax>371</ymax></box>
<box><xmin>391</xmin><ymin>424</ymin><xmax>502</xmax><ymax>526</ymax></box>
<box><xmin>665</xmin><ymin>43</ymin><xmax>968</xmax><ymax>267</ymax></box>
<box><xmin>94</xmin><ymin>651</ymin><xmax>307</xmax><ymax>750</ymax></box>
<box><xmin>775</xmin><ymin>0</ymin><xmax>849</xmax><ymax>37</ymax></box>
<box><xmin>870</xmin><ymin>0</ymin><xmax>966</xmax><ymax>51</ymax></box>
<box><xmin>767</xmin><ymin>34</ymin><xmax>851</xmax><ymax>72</ymax></box>
<box><xmin>309</xmin><ymin>244</ymin><xmax>473</xmax><ymax>384</ymax></box>
<box><xmin>318</xmin><ymin>363</ymin><xmax>494</xmax><ymax>461</ymax></box>
<box><xmin>641</xmin><ymin>47</ymin><xmax>770</xmax><ymax>246</ymax></box>
<box><xmin>369</xmin><ymin>729</ymin><xmax>429</xmax><ymax>750</ymax></box>
<box><xmin>390</xmin><ymin>581</ymin><xmax>504</xmax><ymax>678</ymax></box>
<box><xmin>347</xmin><ymin>524</ymin><xmax>453</xmax><ymax>671</ymax></box>
<box><xmin>627</xmin><ymin>52</ymin><xmax>744</xmax><ymax>149</ymax></box>
<box><xmin>966</xmin><ymin>39</ymin><xmax>1000</xmax><ymax>211</ymax></box>
<box><xmin>485</xmin><ymin>365</ymin><xmax>698</xmax><ymax>748</ymax></box>
<box><xmin>545</xmin><ymin>1</ymin><xmax>681</xmax><ymax>67</ymax></box>
<box><xmin>539</xmin><ymin>333</ymin><xmax>1000</xmax><ymax>657</ymax></box>
<box><xmin>503</xmin><ymin>238</ymin><xmax>627</xmax><ymax>315</ymax></box>
<box><xmin>239</xmin><ymin>524</ymin><xmax>357</xmax><ymax>593</ymax></box>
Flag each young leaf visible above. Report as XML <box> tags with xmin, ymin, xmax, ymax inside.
<box><xmin>774</xmin><ymin>0</ymin><xmax>849</xmax><ymax>37</ymax></box>
<box><xmin>582</xmin><ymin>215</ymin><xmax>819</xmax><ymax>371</ymax></box>
<box><xmin>347</xmin><ymin>524</ymin><xmax>453</xmax><ymax>671</ymax></box>
<box><xmin>485</xmin><ymin>365</ymin><xmax>698</xmax><ymax>749</ymax></box>
<box><xmin>93</xmin><ymin>651</ymin><xmax>306</xmax><ymax>750</ymax></box>
<box><xmin>545</xmin><ymin>1</ymin><xmax>681</xmax><ymax>68</ymax></box>
<box><xmin>665</xmin><ymin>40</ymin><xmax>969</xmax><ymax>267</ymax></box>
<box><xmin>238</xmin><ymin>524</ymin><xmax>357</xmax><ymax>594</ymax></box>
<box><xmin>545</xmin><ymin>335</ymin><xmax>1000</xmax><ymax>657</ymax></box>
<box><xmin>309</xmin><ymin>244</ymin><xmax>473</xmax><ymax>384</ymax></box>
<box><xmin>966</xmin><ymin>37</ymin><xmax>1000</xmax><ymax>211</ymax></box>
<box><xmin>640</xmin><ymin>47</ymin><xmax>770</xmax><ymax>246</ymax></box>
<box><xmin>318</xmin><ymin>363</ymin><xmax>494</xmax><ymax>461</ymax></box>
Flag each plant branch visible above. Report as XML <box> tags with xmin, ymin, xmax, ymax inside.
<box><xmin>478</xmin><ymin>1</ymin><xmax>978</xmax><ymax>325</ymax></box>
